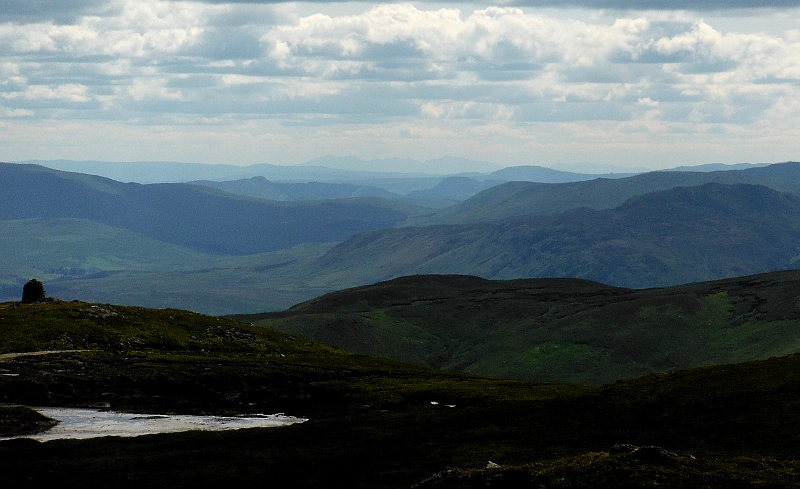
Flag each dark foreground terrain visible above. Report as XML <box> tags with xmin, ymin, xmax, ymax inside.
<box><xmin>1</xmin><ymin>295</ymin><xmax>800</xmax><ymax>487</ymax></box>
<box><xmin>241</xmin><ymin>270</ymin><xmax>800</xmax><ymax>384</ymax></box>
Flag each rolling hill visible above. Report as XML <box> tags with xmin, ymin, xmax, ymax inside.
<box><xmin>240</xmin><ymin>269</ymin><xmax>800</xmax><ymax>384</ymax></box>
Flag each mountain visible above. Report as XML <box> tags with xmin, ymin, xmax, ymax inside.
<box><xmin>488</xmin><ymin>164</ymin><xmax>634</xmax><ymax>182</ymax></box>
<box><xmin>300</xmin><ymin>183</ymin><xmax>800</xmax><ymax>289</ymax></box>
<box><xmin>26</xmin><ymin>159</ymin><xmax>441</xmax><ymax>184</ymax></box>
<box><xmin>0</xmin><ymin>163</ymin><xmax>425</xmax><ymax>255</ymax></box>
<box><xmin>239</xmin><ymin>269</ymin><xmax>800</xmax><ymax>384</ymax></box>
<box><xmin>404</xmin><ymin>176</ymin><xmax>503</xmax><ymax>201</ymax></box>
<box><xmin>12</xmin><ymin>161</ymin><xmax>800</xmax><ymax>315</ymax></box>
<box><xmin>190</xmin><ymin>176</ymin><xmax>401</xmax><ymax>201</ymax></box>
<box><xmin>25</xmin><ymin>179</ymin><xmax>800</xmax><ymax>315</ymax></box>
<box><xmin>3</xmin><ymin>297</ymin><xmax>800</xmax><ymax>486</ymax></box>
<box><xmin>302</xmin><ymin>155</ymin><xmax>503</xmax><ymax>174</ymax></box>
<box><xmin>665</xmin><ymin>162</ymin><xmax>770</xmax><ymax>172</ymax></box>
<box><xmin>420</xmin><ymin>161</ymin><xmax>800</xmax><ymax>225</ymax></box>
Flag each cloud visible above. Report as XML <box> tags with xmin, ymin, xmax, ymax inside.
<box><xmin>186</xmin><ymin>0</ymin><xmax>800</xmax><ymax>11</ymax></box>
<box><xmin>0</xmin><ymin>0</ymin><xmax>111</xmax><ymax>23</ymax></box>
<box><xmin>2</xmin><ymin>1</ymin><xmax>800</xmax><ymax>167</ymax></box>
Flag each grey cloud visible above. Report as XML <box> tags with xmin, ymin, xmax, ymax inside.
<box><xmin>327</xmin><ymin>64</ymin><xmax>447</xmax><ymax>83</ymax></box>
<box><xmin>188</xmin><ymin>28</ymin><xmax>265</xmax><ymax>60</ymax></box>
<box><xmin>358</xmin><ymin>81</ymin><xmax>508</xmax><ymax>104</ymax></box>
<box><xmin>558</xmin><ymin>64</ymin><xmax>656</xmax><ymax>84</ymax></box>
<box><xmin>474</xmin><ymin>67</ymin><xmax>542</xmax><ymax>82</ymax></box>
<box><xmin>679</xmin><ymin>59</ymin><xmax>740</xmax><ymax>74</ymax></box>
<box><xmin>612</xmin><ymin>50</ymin><xmax>741</xmax><ymax>74</ymax></box>
<box><xmin>206</xmin><ymin>5</ymin><xmax>281</xmax><ymax>27</ymax></box>
<box><xmin>515</xmin><ymin>100</ymin><xmax>632</xmax><ymax>122</ymax></box>
<box><xmin>121</xmin><ymin>89</ymin><xmax>418</xmax><ymax>119</ymax></box>
<box><xmin>186</xmin><ymin>0</ymin><xmax>800</xmax><ymax>10</ymax></box>
<box><xmin>509</xmin><ymin>0</ymin><xmax>800</xmax><ymax>9</ymax></box>
<box><xmin>670</xmin><ymin>102</ymin><xmax>765</xmax><ymax>124</ymax></box>
<box><xmin>0</xmin><ymin>0</ymin><xmax>111</xmax><ymax>23</ymax></box>
<box><xmin>361</xmin><ymin>41</ymin><xmax>427</xmax><ymax>62</ymax></box>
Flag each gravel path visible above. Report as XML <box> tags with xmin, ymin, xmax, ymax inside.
<box><xmin>0</xmin><ymin>350</ymin><xmax>90</xmax><ymax>362</ymax></box>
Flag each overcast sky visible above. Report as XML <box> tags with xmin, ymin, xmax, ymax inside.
<box><xmin>1</xmin><ymin>1</ymin><xmax>799</xmax><ymax>172</ymax></box>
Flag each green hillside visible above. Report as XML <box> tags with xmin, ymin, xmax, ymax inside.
<box><xmin>0</xmin><ymin>218</ymin><xmax>219</xmax><ymax>293</ymax></box>
<box><xmin>307</xmin><ymin>183</ymin><xmax>800</xmax><ymax>290</ymax></box>
<box><xmin>2</xmin><ymin>298</ymin><xmax>800</xmax><ymax>487</ymax></box>
<box><xmin>0</xmin><ymin>217</ymin><xmax>333</xmax><ymax>312</ymax></box>
<box><xmin>241</xmin><ymin>270</ymin><xmax>800</xmax><ymax>384</ymax></box>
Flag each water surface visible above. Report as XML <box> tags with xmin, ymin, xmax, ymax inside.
<box><xmin>4</xmin><ymin>407</ymin><xmax>306</xmax><ymax>441</ymax></box>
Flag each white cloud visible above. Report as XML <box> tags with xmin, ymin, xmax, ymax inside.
<box><xmin>2</xmin><ymin>84</ymin><xmax>91</xmax><ymax>102</ymax></box>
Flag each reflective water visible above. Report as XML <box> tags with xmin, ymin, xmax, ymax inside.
<box><xmin>4</xmin><ymin>407</ymin><xmax>306</xmax><ymax>441</ymax></box>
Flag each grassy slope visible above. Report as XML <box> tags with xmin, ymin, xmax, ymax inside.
<box><xmin>0</xmin><ymin>217</ymin><xmax>335</xmax><ymax>313</ymax></box>
<box><xmin>38</xmin><ymin>245</ymin><xmax>333</xmax><ymax>314</ymax></box>
<box><xmin>243</xmin><ymin>270</ymin><xmax>800</xmax><ymax>384</ymax></box>
<box><xmin>1</xmin><ymin>300</ymin><xmax>800</xmax><ymax>486</ymax></box>
<box><xmin>0</xmin><ymin>218</ymin><xmax>217</xmax><ymax>284</ymax></box>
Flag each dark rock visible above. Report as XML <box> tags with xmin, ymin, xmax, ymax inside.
<box><xmin>21</xmin><ymin>279</ymin><xmax>46</xmax><ymax>303</ymax></box>
<box><xmin>630</xmin><ymin>446</ymin><xmax>679</xmax><ymax>461</ymax></box>
<box><xmin>610</xmin><ymin>443</ymin><xmax>639</xmax><ymax>455</ymax></box>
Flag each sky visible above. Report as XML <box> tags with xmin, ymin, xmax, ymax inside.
<box><xmin>1</xmin><ymin>1</ymin><xmax>800</xmax><ymax>173</ymax></box>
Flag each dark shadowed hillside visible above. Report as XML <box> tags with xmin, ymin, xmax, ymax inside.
<box><xmin>240</xmin><ymin>269</ymin><xmax>800</xmax><ymax>384</ymax></box>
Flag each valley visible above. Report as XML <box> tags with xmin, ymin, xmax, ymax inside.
<box><xmin>4</xmin><ymin>161</ymin><xmax>800</xmax><ymax>314</ymax></box>
<box><xmin>2</xmin><ymin>160</ymin><xmax>800</xmax><ymax>486</ymax></box>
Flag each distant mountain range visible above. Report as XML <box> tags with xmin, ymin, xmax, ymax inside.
<box><xmin>299</xmin><ymin>155</ymin><xmax>503</xmax><ymax>174</ymax></box>
<box><xmin>0</xmin><ymin>163</ymin><xmax>425</xmax><ymax>255</ymax></box>
<box><xmin>190</xmin><ymin>176</ymin><xmax>402</xmax><ymax>202</ymax></box>
<box><xmin>4</xmin><ymin>160</ymin><xmax>800</xmax><ymax>314</ymax></box>
<box><xmin>416</xmin><ymin>162</ymin><xmax>800</xmax><ymax>224</ymax></box>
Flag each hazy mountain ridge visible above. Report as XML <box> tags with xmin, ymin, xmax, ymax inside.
<box><xmin>189</xmin><ymin>176</ymin><xmax>401</xmax><ymax>201</ymax></box>
<box><xmin>0</xmin><ymin>163</ymin><xmax>425</xmax><ymax>255</ymax></box>
<box><xmin>419</xmin><ymin>161</ymin><xmax>800</xmax><ymax>225</ymax></box>
<box><xmin>6</xmin><ymin>161</ymin><xmax>800</xmax><ymax>314</ymax></box>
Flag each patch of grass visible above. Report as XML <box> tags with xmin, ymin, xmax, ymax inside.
<box><xmin>0</xmin><ymin>406</ymin><xmax>59</xmax><ymax>437</ymax></box>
